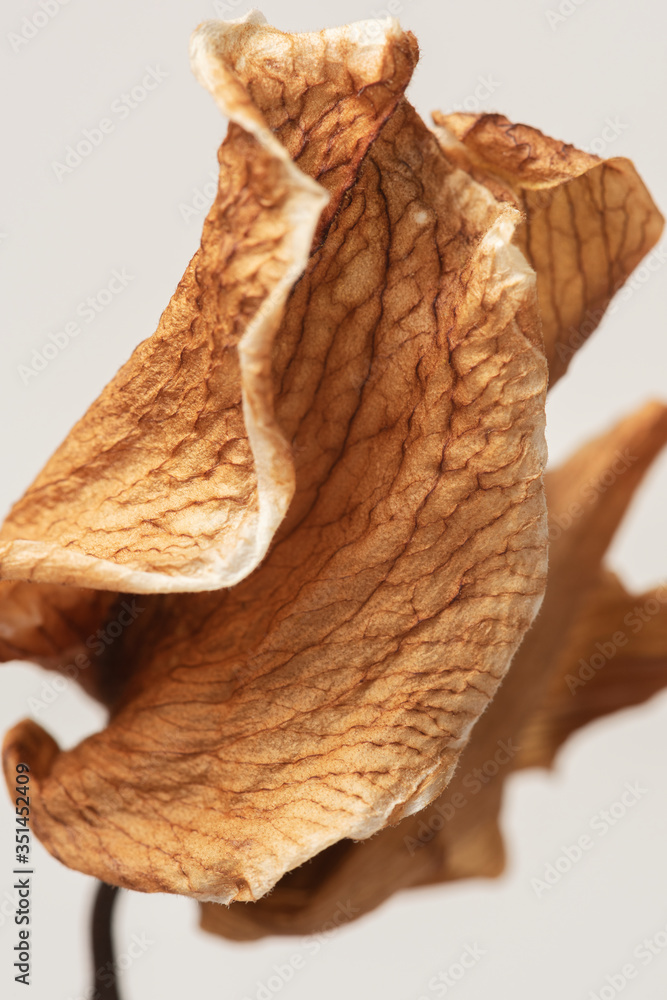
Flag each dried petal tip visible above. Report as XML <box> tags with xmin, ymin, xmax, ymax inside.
<box><xmin>0</xmin><ymin>13</ymin><xmax>329</xmax><ymax>594</ymax></box>
<box><xmin>433</xmin><ymin>112</ymin><xmax>664</xmax><ymax>384</ymax></box>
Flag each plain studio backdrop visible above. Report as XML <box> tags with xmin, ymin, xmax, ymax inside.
<box><xmin>1</xmin><ymin>1</ymin><xmax>666</xmax><ymax>998</ymax></box>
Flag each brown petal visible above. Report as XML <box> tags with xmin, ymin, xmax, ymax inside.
<box><xmin>516</xmin><ymin>570</ymin><xmax>667</xmax><ymax>770</ymax></box>
<box><xmin>198</xmin><ymin>400</ymin><xmax>667</xmax><ymax>938</ymax></box>
<box><xmin>0</xmin><ymin>581</ymin><xmax>116</xmax><ymax>694</ymax></box>
<box><xmin>2</xmin><ymin>21</ymin><xmax>548</xmax><ymax>905</ymax></box>
<box><xmin>0</xmin><ymin>14</ymin><xmax>420</xmax><ymax>595</ymax></box>
<box><xmin>0</xmin><ymin>581</ymin><xmax>152</xmax><ymax>706</ymax></box>
<box><xmin>432</xmin><ymin>113</ymin><xmax>664</xmax><ymax>384</ymax></box>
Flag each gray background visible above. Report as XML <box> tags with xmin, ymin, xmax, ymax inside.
<box><xmin>1</xmin><ymin>1</ymin><xmax>666</xmax><ymax>998</ymax></box>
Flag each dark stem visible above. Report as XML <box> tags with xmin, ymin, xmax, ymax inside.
<box><xmin>91</xmin><ymin>881</ymin><xmax>121</xmax><ymax>1000</ymax></box>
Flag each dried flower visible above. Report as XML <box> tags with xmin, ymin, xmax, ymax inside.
<box><xmin>1</xmin><ymin>13</ymin><xmax>664</xmax><ymax>943</ymax></box>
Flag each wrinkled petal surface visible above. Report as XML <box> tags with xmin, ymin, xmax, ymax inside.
<box><xmin>1</xmin><ymin>11</ymin><xmax>426</xmax><ymax>594</ymax></box>
<box><xmin>433</xmin><ymin>112</ymin><xmax>664</xmax><ymax>384</ymax></box>
<box><xmin>199</xmin><ymin>401</ymin><xmax>667</xmax><ymax>937</ymax></box>
<box><xmin>2</xmin><ymin>17</ymin><xmax>548</xmax><ymax>905</ymax></box>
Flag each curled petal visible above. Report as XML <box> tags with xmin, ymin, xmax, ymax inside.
<box><xmin>516</xmin><ymin>571</ymin><xmax>667</xmax><ymax>770</ymax></box>
<box><xmin>199</xmin><ymin>401</ymin><xmax>667</xmax><ymax>936</ymax></box>
<box><xmin>0</xmin><ymin>581</ymin><xmax>116</xmax><ymax>700</ymax></box>
<box><xmin>2</xmin><ymin>19</ymin><xmax>548</xmax><ymax>905</ymax></box>
<box><xmin>0</xmin><ymin>12</ymin><xmax>420</xmax><ymax>594</ymax></box>
<box><xmin>432</xmin><ymin>112</ymin><xmax>664</xmax><ymax>384</ymax></box>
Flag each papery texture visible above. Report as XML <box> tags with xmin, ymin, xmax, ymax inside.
<box><xmin>2</xmin><ymin>14</ymin><xmax>361</xmax><ymax>594</ymax></box>
<box><xmin>0</xmin><ymin>582</ymin><xmax>117</xmax><ymax>701</ymax></box>
<box><xmin>2</xmin><ymin>16</ymin><xmax>548</xmax><ymax>904</ymax></box>
<box><xmin>1</xmin><ymin>13</ymin><xmax>664</xmax><ymax>942</ymax></box>
<box><xmin>433</xmin><ymin>112</ymin><xmax>664</xmax><ymax>384</ymax></box>
<box><xmin>517</xmin><ymin>570</ymin><xmax>667</xmax><ymax>769</ymax></box>
<box><xmin>198</xmin><ymin>401</ymin><xmax>667</xmax><ymax>938</ymax></box>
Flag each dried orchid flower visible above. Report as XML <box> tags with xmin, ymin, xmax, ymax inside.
<box><xmin>1</xmin><ymin>10</ymin><xmax>664</xmax><ymax>964</ymax></box>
